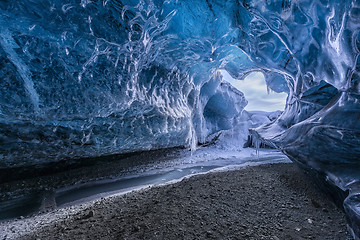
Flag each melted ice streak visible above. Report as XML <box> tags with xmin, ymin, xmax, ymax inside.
<box><xmin>0</xmin><ymin>0</ymin><xmax>360</xmax><ymax>238</ymax></box>
<box><xmin>0</xmin><ymin>28</ymin><xmax>40</xmax><ymax>112</ymax></box>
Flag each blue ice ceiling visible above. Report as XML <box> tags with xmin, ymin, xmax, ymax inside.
<box><xmin>0</xmin><ymin>0</ymin><xmax>359</xmax><ymax>237</ymax></box>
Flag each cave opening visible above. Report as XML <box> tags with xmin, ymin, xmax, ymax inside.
<box><xmin>220</xmin><ymin>70</ymin><xmax>288</xmax><ymax>112</ymax></box>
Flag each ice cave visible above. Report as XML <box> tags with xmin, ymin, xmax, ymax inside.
<box><xmin>0</xmin><ymin>0</ymin><xmax>359</xmax><ymax>238</ymax></box>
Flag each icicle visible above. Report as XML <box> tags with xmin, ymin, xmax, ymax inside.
<box><xmin>188</xmin><ymin>120</ymin><xmax>197</xmax><ymax>155</ymax></box>
<box><xmin>249</xmin><ymin>130</ymin><xmax>262</xmax><ymax>158</ymax></box>
<box><xmin>254</xmin><ymin>133</ymin><xmax>260</xmax><ymax>158</ymax></box>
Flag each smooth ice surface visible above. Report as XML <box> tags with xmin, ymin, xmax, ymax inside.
<box><xmin>0</xmin><ymin>0</ymin><xmax>359</xmax><ymax>238</ymax></box>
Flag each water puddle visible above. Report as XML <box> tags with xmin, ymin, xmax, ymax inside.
<box><xmin>0</xmin><ymin>148</ymin><xmax>290</xmax><ymax>221</ymax></box>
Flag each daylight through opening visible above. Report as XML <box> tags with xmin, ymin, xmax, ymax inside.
<box><xmin>221</xmin><ymin>70</ymin><xmax>288</xmax><ymax>112</ymax></box>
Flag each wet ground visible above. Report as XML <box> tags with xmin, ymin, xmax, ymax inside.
<box><xmin>1</xmin><ymin>163</ymin><xmax>352</xmax><ymax>240</ymax></box>
<box><xmin>0</xmin><ymin>147</ymin><xmax>289</xmax><ymax>221</ymax></box>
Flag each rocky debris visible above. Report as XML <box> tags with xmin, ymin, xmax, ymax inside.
<box><xmin>1</xmin><ymin>163</ymin><xmax>351</xmax><ymax>240</ymax></box>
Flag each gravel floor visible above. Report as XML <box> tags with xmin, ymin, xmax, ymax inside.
<box><xmin>1</xmin><ymin>163</ymin><xmax>351</xmax><ymax>240</ymax></box>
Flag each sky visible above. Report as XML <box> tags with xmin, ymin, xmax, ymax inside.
<box><xmin>221</xmin><ymin>70</ymin><xmax>288</xmax><ymax>112</ymax></box>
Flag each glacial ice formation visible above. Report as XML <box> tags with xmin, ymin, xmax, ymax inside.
<box><xmin>0</xmin><ymin>0</ymin><xmax>257</xmax><ymax>168</ymax></box>
<box><xmin>0</xmin><ymin>0</ymin><xmax>359</xmax><ymax>238</ymax></box>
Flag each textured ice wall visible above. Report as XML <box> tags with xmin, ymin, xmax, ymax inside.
<box><xmin>0</xmin><ymin>0</ymin><xmax>255</xmax><ymax>168</ymax></box>
<box><xmin>241</xmin><ymin>1</ymin><xmax>360</xmax><ymax>237</ymax></box>
<box><xmin>0</xmin><ymin>0</ymin><xmax>360</xmax><ymax>236</ymax></box>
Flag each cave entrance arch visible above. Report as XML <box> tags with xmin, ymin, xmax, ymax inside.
<box><xmin>220</xmin><ymin>70</ymin><xmax>288</xmax><ymax>112</ymax></box>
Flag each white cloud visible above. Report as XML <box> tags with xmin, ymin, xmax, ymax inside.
<box><xmin>221</xmin><ymin>70</ymin><xmax>287</xmax><ymax>111</ymax></box>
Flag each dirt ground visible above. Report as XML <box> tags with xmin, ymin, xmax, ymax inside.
<box><xmin>1</xmin><ymin>163</ymin><xmax>352</xmax><ymax>239</ymax></box>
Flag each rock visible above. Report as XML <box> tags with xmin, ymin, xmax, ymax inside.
<box><xmin>311</xmin><ymin>199</ymin><xmax>321</xmax><ymax>208</ymax></box>
<box><xmin>82</xmin><ymin>211</ymin><xmax>94</xmax><ymax>219</ymax></box>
